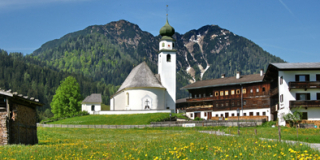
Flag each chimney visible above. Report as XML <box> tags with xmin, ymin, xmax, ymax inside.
<box><xmin>260</xmin><ymin>69</ymin><xmax>264</xmax><ymax>76</ymax></box>
<box><xmin>221</xmin><ymin>74</ymin><xmax>225</xmax><ymax>78</ymax></box>
<box><xmin>236</xmin><ymin>71</ymin><xmax>240</xmax><ymax>79</ymax></box>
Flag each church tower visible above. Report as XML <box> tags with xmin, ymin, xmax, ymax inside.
<box><xmin>158</xmin><ymin>17</ymin><xmax>176</xmax><ymax>112</ymax></box>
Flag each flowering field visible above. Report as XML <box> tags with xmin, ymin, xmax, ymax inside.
<box><xmin>0</xmin><ymin>127</ymin><xmax>319</xmax><ymax>159</ymax></box>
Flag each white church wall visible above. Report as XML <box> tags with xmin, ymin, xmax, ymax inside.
<box><xmin>113</xmin><ymin>88</ymin><xmax>166</xmax><ymax>110</ymax></box>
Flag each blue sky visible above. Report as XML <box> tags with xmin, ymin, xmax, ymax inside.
<box><xmin>0</xmin><ymin>0</ymin><xmax>319</xmax><ymax>62</ymax></box>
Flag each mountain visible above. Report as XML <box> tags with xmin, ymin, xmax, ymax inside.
<box><xmin>0</xmin><ymin>49</ymin><xmax>118</xmax><ymax>114</ymax></box>
<box><xmin>29</xmin><ymin>20</ymin><xmax>285</xmax><ymax>99</ymax></box>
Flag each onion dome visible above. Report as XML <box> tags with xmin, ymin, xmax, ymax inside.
<box><xmin>159</xmin><ymin>19</ymin><xmax>175</xmax><ymax>37</ymax></box>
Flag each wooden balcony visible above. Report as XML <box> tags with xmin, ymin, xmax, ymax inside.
<box><xmin>289</xmin><ymin>81</ymin><xmax>320</xmax><ymax>90</ymax></box>
<box><xmin>290</xmin><ymin>100</ymin><xmax>320</xmax><ymax>108</ymax></box>
<box><xmin>186</xmin><ymin>97</ymin><xmax>213</xmax><ymax>102</ymax></box>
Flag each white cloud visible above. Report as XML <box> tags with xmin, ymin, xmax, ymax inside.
<box><xmin>0</xmin><ymin>0</ymin><xmax>91</xmax><ymax>9</ymax></box>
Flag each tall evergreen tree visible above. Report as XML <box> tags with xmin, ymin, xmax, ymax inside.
<box><xmin>51</xmin><ymin>76</ymin><xmax>82</xmax><ymax>117</ymax></box>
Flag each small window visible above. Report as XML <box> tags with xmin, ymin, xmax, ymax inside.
<box><xmin>231</xmin><ymin>101</ymin><xmax>234</xmax><ymax>106</ymax></box>
<box><xmin>242</xmin><ymin>88</ymin><xmax>246</xmax><ymax>94</ymax></box>
<box><xmin>243</xmin><ymin>100</ymin><xmax>246</xmax><ymax>105</ymax></box>
<box><xmin>296</xmin><ymin>93</ymin><xmax>310</xmax><ymax>100</ymax></box>
<box><xmin>249</xmin><ymin>112</ymin><xmax>254</xmax><ymax>116</ymax></box>
<box><xmin>203</xmin><ymin>93</ymin><xmax>206</xmax><ymax>97</ymax></box>
<box><xmin>302</xmin><ymin>112</ymin><xmax>308</xmax><ymax>120</ymax></box>
<box><xmin>194</xmin><ymin>95</ymin><xmax>197</xmax><ymax>98</ymax></box>
<box><xmin>280</xmin><ymin>94</ymin><xmax>283</xmax><ymax>102</ymax></box>
<box><xmin>172</xmin><ymin>43</ymin><xmax>175</xmax><ymax>48</ymax></box>
<box><xmin>126</xmin><ymin>92</ymin><xmax>129</xmax><ymax>105</ymax></box>
<box><xmin>190</xmin><ymin>93</ymin><xmax>192</xmax><ymax>98</ymax></box>
<box><xmin>204</xmin><ymin>112</ymin><xmax>207</xmax><ymax>116</ymax></box>
<box><xmin>295</xmin><ymin>75</ymin><xmax>309</xmax><ymax>82</ymax></box>
<box><xmin>317</xmin><ymin>74</ymin><xmax>320</xmax><ymax>81</ymax></box>
<box><xmin>317</xmin><ymin>93</ymin><xmax>320</xmax><ymax>100</ymax></box>
<box><xmin>216</xmin><ymin>103</ymin><xmax>218</xmax><ymax>107</ymax></box>
<box><xmin>262</xmin><ymin>87</ymin><xmax>265</xmax><ymax>92</ymax></box>
<box><xmin>166</xmin><ymin>107</ymin><xmax>169</xmax><ymax>109</ymax></box>
<box><xmin>199</xmin><ymin>94</ymin><xmax>201</xmax><ymax>98</ymax></box>
<box><xmin>250</xmin><ymin>89</ymin><xmax>253</xmax><ymax>93</ymax></box>
<box><xmin>256</xmin><ymin>88</ymin><xmax>259</xmax><ymax>93</ymax></box>
<box><xmin>225</xmin><ymin>90</ymin><xmax>229</xmax><ymax>96</ymax></box>
<box><xmin>243</xmin><ymin>113</ymin><xmax>247</xmax><ymax>116</ymax></box>
<box><xmin>166</xmin><ymin>54</ymin><xmax>171</xmax><ymax>62</ymax></box>
<box><xmin>237</xmin><ymin>101</ymin><xmax>240</xmax><ymax>106</ymax></box>
<box><xmin>280</xmin><ymin>76</ymin><xmax>283</xmax><ymax>85</ymax></box>
<box><xmin>263</xmin><ymin>112</ymin><xmax>266</xmax><ymax>116</ymax></box>
<box><xmin>256</xmin><ymin>112</ymin><xmax>260</xmax><ymax>116</ymax></box>
<box><xmin>231</xmin><ymin>90</ymin><xmax>235</xmax><ymax>95</ymax></box>
<box><xmin>231</xmin><ymin>113</ymin><xmax>235</xmax><ymax>117</ymax></box>
<box><xmin>190</xmin><ymin>113</ymin><xmax>193</xmax><ymax>117</ymax></box>
<box><xmin>220</xmin><ymin>114</ymin><xmax>223</xmax><ymax>117</ymax></box>
<box><xmin>216</xmin><ymin>114</ymin><xmax>218</xmax><ymax>117</ymax></box>
<box><xmin>91</xmin><ymin>105</ymin><xmax>95</xmax><ymax>111</ymax></box>
<box><xmin>237</xmin><ymin>113</ymin><xmax>240</xmax><ymax>116</ymax></box>
<box><xmin>162</xmin><ymin>43</ymin><xmax>165</xmax><ymax>47</ymax></box>
<box><xmin>236</xmin><ymin>89</ymin><xmax>240</xmax><ymax>94</ymax></box>
<box><xmin>221</xmin><ymin>103</ymin><xmax>224</xmax><ymax>107</ymax></box>
<box><xmin>226</xmin><ymin>102</ymin><xmax>229</xmax><ymax>107</ymax></box>
<box><xmin>210</xmin><ymin>93</ymin><xmax>213</xmax><ymax>97</ymax></box>
<box><xmin>215</xmin><ymin>91</ymin><xmax>219</xmax><ymax>97</ymax></box>
<box><xmin>220</xmin><ymin>91</ymin><xmax>224</xmax><ymax>96</ymax></box>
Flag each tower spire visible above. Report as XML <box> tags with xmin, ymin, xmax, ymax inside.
<box><xmin>166</xmin><ymin>5</ymin><xmax>168</xmax><ymax>20</ymax></box>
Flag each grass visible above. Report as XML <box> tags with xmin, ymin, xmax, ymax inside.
<box><xmin>48</xmin><ymin>113</ymin><xmax>176</xmax><ymax>125</ymax></box>
<box><xmin>0</xmin><ymin>127</ymin><xmax>319</xmax><ymax>159</ymax></box>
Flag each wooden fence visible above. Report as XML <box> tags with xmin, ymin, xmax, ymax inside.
<box><xmin>37</xmin><ymin>120</ymin><xmax>265</xmax><ymax>129</ymax></box>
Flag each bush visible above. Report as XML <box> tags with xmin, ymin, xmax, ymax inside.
<box><xmin>261</xmin><ymin>121</ymin><xmax>277</xmax><ymax>127</ymax></box>
<box><xmin>194</xmin><ymin>117</ymin><xmax>203</xmax><ymax>121</ymax></box>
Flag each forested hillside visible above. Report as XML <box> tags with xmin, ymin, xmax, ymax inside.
<box><xmin>0</xmin><ymin>49</ymin><xmax>118</xmax><ymax>112</ymax></box>
<box><xmin>29</xmin><ymin>20</ymin><xmax>284</xmax><ymax>98</ymax></box>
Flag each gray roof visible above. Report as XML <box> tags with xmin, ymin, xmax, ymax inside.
<box><xmin>116</xmin><ymin>62</ymin><xmax>164</xmax><ymax>94</ymax></box>
<box><xmin>271</xmin><ymin>63</ymin><xmax>320</xmax><ymax>70</ymax></box>
<box><xmin>82</xmin><ymin>93</ymin><xmax>102</xmax><ymax>103</ymax></box>
<box><xmin>181</xmin><ymin>74</ymin><xmax>264</xmax><ymax>90</ymax></box>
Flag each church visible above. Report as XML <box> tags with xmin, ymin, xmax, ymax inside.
<box><xmin>109</xmin><ymin>18</ymin><xmax>176</xmax><ymax>113</ymax></box>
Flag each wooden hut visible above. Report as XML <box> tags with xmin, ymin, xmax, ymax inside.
<box><xmin>0</xmin><ymin>89</ymin><xmax>43</xmax><ymax>145</ymax></box>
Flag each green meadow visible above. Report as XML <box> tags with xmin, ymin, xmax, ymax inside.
<box><xmin>0</xmin><ymin>127</ymin><xmax>319</xmax><ymax>160</ymax></box>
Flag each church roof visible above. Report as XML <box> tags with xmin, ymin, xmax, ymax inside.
<box><xmin>115</xmin><ymin>62</ymin><xmax>165</xmax><ymax>94</ymax></box>
<box><xmin>82</xmin><ymin>93</ymin><xmax>102</xmax><ymax>104</ymax></box>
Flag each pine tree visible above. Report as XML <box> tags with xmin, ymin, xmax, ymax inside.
<box><xmin>51</xmin><ymin>76</ymin><xmax>82</xmax><ymax>117</ymax></box>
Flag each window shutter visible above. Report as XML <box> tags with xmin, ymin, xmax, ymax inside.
<box><xmin>306</xmin><ymin>75</ymin><xmax>310</xmax><ymax>81</ymax></box>
<box><xmin>295</xmin><ymin>75</ymin><xmax>299</xmax><ymax>81</ymax></box>
<box><xmin>296</xmin><ymin>93</ymin><xmax>300</xmax><ymax>100</ymax></box>
<box><xmin>307</xmin><ymin>93</ymin><xmax>310</xmax><ymax>100</ymax></box>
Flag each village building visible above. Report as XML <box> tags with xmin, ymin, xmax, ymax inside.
<box><xmin>0</xmin><ymin>89</ymin><xmax>43</xmax><ymax>145</ymax></box>
<box><xmin>81</xmin><ymin>93</ymin><xmax>102</xmax><ymax>114</ymax></box>
<box><xmin>179</xmin><ymin>70</ymin><xmax>277</xmax><ymax>121</ymax></box>
<box><xmin>109</xmin><ymin>18</ymin><xmax>176</xmax><ymax>113</ymax></box>
<box><xmin>264</xmin><ymin>63</ymin><xmax>320</xmax><ymax>126</ymax></box>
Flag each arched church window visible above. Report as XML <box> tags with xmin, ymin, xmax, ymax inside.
<box><xmin>167</xmin><ymin>54</ymin><xmax>171</xmax><ymax>62</ymax></box>
<box><xmin>126</xmin><ymin>93</ymin><xmax>129</xmax><ymax>105</ymax></box>
<box><xmin>91</xmin><ymin>105</ymin><xmax>95</xmax><ymax>111</ymax></box>
<box><xmin>162</xmin><ymin>43</ymin><xmax>165</xmax><ymax>47</ymax></box>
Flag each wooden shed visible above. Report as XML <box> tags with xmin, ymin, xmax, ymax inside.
<box><xmin>0</xmin><ymin>89</ymin><xmax>43</xmax><ymax>145</ymax></box>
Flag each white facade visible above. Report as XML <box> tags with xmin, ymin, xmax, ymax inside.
<box><xmin>158</xmin><ymin>40</ymin><xmax>176</xmax><ymax>111</ymax></box>
<box><xmin>110</xmin><ymin>88</ymin><xmax>166</xmax><ymax>111</ymax></box>
<box><xmin>277</xmin><ymin>70</ymin><xmax>320</xmax><ymax>126</ymax></box>
<box><xmin>186</xmin><ymin>108</ymin><xmax>271</xmax><ymax>121</ymax></box>
<box><xmin>82</xmin><ymin>103</ymin><xmax>101</xmax><ymax>114</ymax></box>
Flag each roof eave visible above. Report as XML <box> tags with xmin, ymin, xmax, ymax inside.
<box><xmin>181</xmin><ymin>80</ymin><xmax>264</xmax><ymax>90</ymax></box>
